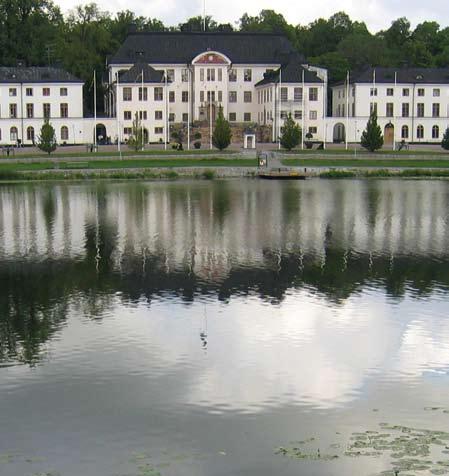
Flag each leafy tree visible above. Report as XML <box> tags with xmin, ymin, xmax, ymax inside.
<box><xmin>127</xmin><ymin>113</ymin><xmax>144</xmax><ymax>151</ymax></box>
<box><xmin>280</xmin><ymin>113</ymin><xmax>301</xmax><ymax>151</ymax></box>
<box><xmin>212</xmin><ymin>107</ymin><xmax>232</xmax><ymax>150</ymax></box>
<box><xmin>361</xmin><ymin>112</ymin><xmax>383</xmax><ymax>152</ymax></box>
<box><xmin>37</xmin><ymin>120</ymin><xmax>57</xmax><ymax>155</ymax></box>
<box><xmin>441</xmin><ymin>128</ymin><xmax>449</xmax><ymax>151</ymax></box>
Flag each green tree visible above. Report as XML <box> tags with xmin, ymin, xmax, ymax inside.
<box><xmin>441</xmin><ymin>128</ymin><xmax>449</xmax><ymax>151</ymax></box>
<box><xmin>212</xmin><ymin>107</ymin><xmax>232</xmax><ymax>150</ymax></box>
<box><xmin>361</xmin><ymin>112</ymin><xmax>384</xmax><ymax>152</ymax></box>
<box><xmin>280</xmin><ymin>113</ymin><xmax>301</xmax><ymax>151</ymax></box>
<box><xmin>37</xmin><ymin>120</ymin><xmax>57</xmax><ymax>155</ymax></box>
<box><xmin>127</xmin><ymin>113</ymin><xmax>144</xmax><ymax>151</ymax></box>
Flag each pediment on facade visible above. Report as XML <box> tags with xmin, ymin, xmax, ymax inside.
<box><xmin>192</xmin><ymin>51</ymin><xmax>231</xmax><ymax>65</ymax></box>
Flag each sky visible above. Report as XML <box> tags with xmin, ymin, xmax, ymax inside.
<box><xmin>55</xmin><ymin>0</ymin><xmax>449</xmax><ymax>33</ymax></box>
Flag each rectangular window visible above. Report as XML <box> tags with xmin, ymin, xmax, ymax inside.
<box><xmin>182</xmin><ymin>113</ymin><xmax>188</xmax><ymax>122</ymax></box>
<box><xmin>294</xmin><ymin>110</ymin><xmax>302</xmax><ymax>120</ymax></box>
<box><xmin>280</xmin><ymin>111</ymin><xmax>287</xmax><ymax>119</ymax></box>
<box><xmin>169</xmin><ymin>113</ymin><xmax>175</xmax><ymax>122</ymax></box>
<box><xmin>123</xmin><ymin>127</ymin><xmax>132</xmax><ymax>135</ymax></box>
<box><xmin>207</xmin><ymin>68</ymin><xmax>215</xmax><ymax>81</ymax></box>
<box><xmin>154</xmin><ymin>87</ymin><xmax>163</xmax><ymax>101</ymax></box>
<box><xmin>244</xmin><ymin>91</ymin><xmax>252</xmax><ymax>103</ymax></box>
<box><xmin>124</xmin><ymin>111</ymin><xmax>132</xmax><ymax>120</ymax></box>
<box><xmin>166</xmin><ymin>69</ymin><xmax>175</xmax><ymax>82</ymax></box>
<box><xmin>403</xmin><ymin>88</ymin><xmax>409</xmax><ymax>97</ymax></box>
<box><xmin>229</xmin><ymin>91</ymin><xmax>237</xmax><ymax>103</ymax></box>
<box><xmin>386</xmin><ymin>88</ymin><xmax>394</xmax><ymax>96</ymax></box>
<box><xmin>182</xmin><ymin>91</ymin><xmax>189</xmax><ymax>102</ymax></box>
<box><xmin>200</xmin><ymin>91</ymin><xmax>204</xmax><ymax>102</ymax></box>
<box><xmin>218</xmin><ymin>69</ymin><xmax>222</xmax><ymax>81</ymax></box>
<box><xmin>386</xmin><ymin>103</ymin><xmax>394</xmax><ymax>117</ymax></box>
<box><xmin>309</xmin><ymin>126</ymin><xmax>317</xmax><ymax>134</ymax></box>
<box><xmin>244</xmin><ymin>69</ymin><xmax>252</xmax><ymax>82</ymax></box>
<box><xmin>138</xmin><ymin>87</ymin><xmax>148</xmax><ymax>101</ymax></box>
<box><xmin>218</xmin><ymin>90</ymin><xmax>222</xmax><ymax>102</ymax></box>
<box><xmin>229</xmin><ymin>69</ymin><xmax>237</xmax><ymax>82</ymax></box>
<box><xmin>280</xmin><ymin>87</ymin><xmax>288</xmax><ymax>101</ymax></box>
<box><xmin>243</xmin><ymin>112</ymin><xmax>251</xmax><ymax>121</ymax></box>
<box><xmin>26</xmin><ymin>103</ymin><xmax>34</xmax><ymax>118</ymax></box>
<box><xmin>207</xmin><ymin>91</ymin><xmax>215</xmax><ymax>102</ymax></box>
<box><xmin>169</xmin><ymin>91</ymin><xmax>175</xmax><ymax>103</ymax></box>
<box><xmin>155</xmin><ymin>110</ymin><xmax>163</xmax><ymax>120</ymax></box>
<box><xmin>9</xmin><ymin>103</ymin><xmax>17</xmax><ymax>118</ymax></box>
<box><xmin>370</xmin><ymin>102</ymin><xmax>378</xmax><ymax>114</ymax></box>
<box><xmin>60</xmin><ymin>103</ymin><xmax>68</xmax><ymax>118</ymax></box>
<box><xmin>60</xmin><ymin>87</ymin><xmax>68</xmax><ymax>96</ymax></box>
<box><xmin>309</xmin><ymin>87</ymin><xmax>318</xmax><ymax>101</ymax></box>
<box><xmin>200</xmin><ymin>69</ymin><xmax>204</xmax><ymax>82</ymax></box>
<box><xmin>417</xmin><ymin>88</ymin><xmax>425</xmax><ymax>97</ymax></box>
<box><xmin>26</xmin><ymin>88</ymin><xmax>33</xmax><ymax>97</ymax></box>
<box><xmin>123</xmin><ymin>87</ymin><xmax>132</xmax><ymax>101</ymax></box>
<box><xmin>181</xmin><ymin>69</ymin><xmax>189</xmax><ymax>82</ymax></box>
<box><xmin>154</xmin><ymin>127</ymin><xmax>163</xmax><ymax>134</ymax></box>
<box><xmin>370</xmin><ymin>87</ymin><xmax>377</xmax><ymax>97</ymax></box>
<box><xmin>43</xmin><ymin>103</ymin><xmax>51</xmax><ymax>118</ymax></box>
<box><xmin>402</xmin><ymin>103</ymin><xmax>410</xmax><ymax>117</ymax></box>
<box><xmin>229</xmin><ymin>112</ymin><xmax>236</xmax><ymax>121</ymax></box>
<box><xmin>309</xmin><ymin>110</ymin><xmax>317</xmax><ymax>120</ymax></box>
<box><xmin>432</xmin><ymin>103</ymin><xmax>440</xmax><ymax>117</ymax></box>
<box><xmin>43</xmin><ymin>87</ymin><xmax>50</xmax><ymax>96</ymax></box>
<box><xmin>9</xmin><ymin>88</ymin><xmax>17</xmax><ymax>97</ymax></box>
<box><xmin>433</xmin><ymin>88</ymin><xmax>440</xmax><ymax>97</ymax></box>
<box><xmin>417</xmin><ymin>103</ymin><xmax>425</xmax><ymax>117</ymax></box>
<box><xmin>294</xmin><ymin>87</ymin><xmax>303</xmax><ymax>102</ymax></box>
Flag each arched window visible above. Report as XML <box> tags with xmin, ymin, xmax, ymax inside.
<box><xmin>61</xmin><ymin>126</ymin><xmax>69</xmax><ymax>141</ymax></box>
<box><xmin>432</xmin><ymin>125</ymin><xmax>439</xmax><ymax>139</ymax></box>
<box><xmin>10</xmin><ymin>126</ymin><xmax>18</xmax><ymax>141</ymax></box>
<box><xmin>417</xmin><ymin>125</ymin><xmax>424</xmax><ymax>139</ymax></box>
<box><xmin>401</xmin><ymin>125</ymin><xmax>409</xmax><ymax>139</ymax></box>
<box><xmin>26</xmin><ymin>126</ymin><xmax>35</xmax><ymax>142</ymax></box>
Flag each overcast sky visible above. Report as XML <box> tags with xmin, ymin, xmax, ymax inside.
<box><xmin>57</xmin><ymin>0</ymin><xmax>448</xmax><ymax>32</ymax></box>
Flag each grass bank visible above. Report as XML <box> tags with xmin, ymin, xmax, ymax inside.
<box><xmin>283</xmin><ymin>158</ymin><xmax>449</xmax><ymax>168</ymax></box>
<box><xmin>319</xmin><ymin>169</ymin><xmax>449</xmax><ymax>178</ymax></box>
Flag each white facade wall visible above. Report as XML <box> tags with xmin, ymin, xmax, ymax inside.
<box><xmin>332</xmin><ymin>82</ymin><xmax>449</xmax><ymax>143</ymax></box>
<box><xmin>0</xmin><ymin>82</ymin><xmax>83</xmax><ymax>145</ymax></box>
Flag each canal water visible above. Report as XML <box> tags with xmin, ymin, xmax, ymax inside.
<box><xmin>1</xmin><ymin>179</ymin><xmax>449</xmax><ymax>476</ymax></box>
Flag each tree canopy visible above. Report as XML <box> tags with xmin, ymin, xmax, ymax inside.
<box><xmin>2</xmin><ymin>2</ymin><xmax>449</xmax><ymax>112</ymax></box>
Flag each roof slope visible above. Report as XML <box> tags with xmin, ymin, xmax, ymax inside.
<box><xmin>0</xmin><ymin>66</ymin><xmax>82</xmax><ymax>83</ymax></box>
<box><xmin>118</xmin><ymin>62</ymin><xmax>164</xmax><ymax>83</ymax></box>
<box><xmin>338</xmin><ymin>67</ymin><xmax>449</xmax><ymax>85</ymax></box>
<box><xmin>256</xmin><ymin>55</ymin><xmax>323</xmax><ymax>86</ymax></box>
<box><xmin>109</xmin><ymin>32</ymin><xmax>298</xmax><ymax>65</ymax></box>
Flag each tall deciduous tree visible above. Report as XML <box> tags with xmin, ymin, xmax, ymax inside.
<box><xmin>441</xmin><ymin>128</ymin><xmax>449</xmax><ymax>151</ymax></box>
<box><xmin>280</xmin><ymin>113</ymin><xmax>301</xmax><ymax>151</ymax></box>
<box><xmin>212</xmin><ymin>107</ymin><xmax>232</xmax><ymax>150</ymax></box>
<box><xmin>127</xmin><ymin>113</ymin><xmax>144</xmax><ymax>151</ymax></box>
<box><xmin>361</xmin><ymin>112</ymin><xmax>383</xmax><ymax>152</ymax></box>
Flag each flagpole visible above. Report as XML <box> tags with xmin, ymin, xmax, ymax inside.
<box><xmin>93</xmin><ymin>70</ymin><xmax>97</xmax><ymax>150</ymax></box>
<box><xmin>116</xmin><ymin>71</ymin><xmax>121</xmax><ymax>158</ymax></box>
<box><xmin>278</xmin><ymin>68</ymin><xmax>282</xmax><ymax>150</ymax></box>
<box><xmin>345</xmin><ymin>70</ymin><xmax>349</xmax><ymax>150</ymax></box>
<box><xmin>164</xmin><ymin>69</ymin><xmax>168</xmax><ymax>151</ymax></box>
<box><xmin>187</xmin><ymin>67</ymin><xmax>191</xmax><ymax>150</ymax></box>
<box><xmin>301</xmin><ymin>69</ymin><xmax>305</xmax><ymax>150</ymax></box>
<box><xmin>209</xmin><ymin>90</ymin><xmax>212</xmax><ymax>149</ymax></box>
<box><xmin>393</xmin><ymin>71</ymin><xmax>397</xmax><ymax>151</ymax></box>
<box><xmin>141</xmin><ymin>68</ymin><xmax>144</xmax><ymax>151</ymax></box>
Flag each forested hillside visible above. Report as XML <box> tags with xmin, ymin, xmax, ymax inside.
<box><xmin>3</xmin><ymin>1</ymin><xmax>448</xmax><ymax>113</ymax></box>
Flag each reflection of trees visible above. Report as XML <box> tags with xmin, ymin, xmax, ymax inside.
<box><xmin>1</xmin><ymin>246</ymin><xmax>449</xmax><ymax>365</ymax></box>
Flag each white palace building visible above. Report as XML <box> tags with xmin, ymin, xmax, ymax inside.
<box><xmin>0</xmin><ymin>31</ymin><xmax>448</xmax><ymax>147</ymax></box>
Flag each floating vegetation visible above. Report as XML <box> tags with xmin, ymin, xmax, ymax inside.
<box><xmin>275</xmin><ymin>422</ymin><xmax>449</xmax><ymax>475</ymax></box>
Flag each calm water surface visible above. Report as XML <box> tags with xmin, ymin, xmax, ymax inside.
<box><xmin>1</xmin><ymin>179</ymin><xmax>449</xmax><ymax>476</ymax></box>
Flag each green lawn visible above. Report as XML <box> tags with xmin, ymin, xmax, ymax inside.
<box><xmin>283</xmin><ymin>158</ymin><xmax>449</xmax><ymax>168</ymax></box>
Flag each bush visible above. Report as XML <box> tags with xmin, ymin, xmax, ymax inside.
<box><xmin>441</xmin><ymin>127</ymin><xmax>449</xmax><ymax>151</ymax></box>
<box><xmin>202</xmin><ymin>170</ymin><xmax>216</xmax><ymax>179</ymax></box>
<box><xmin>212</xmin><ymin>107</ymin><xmax>232</xmax><ymax>150</ymax></box>
<box><xmin>280</xmin><ymin>113</ymin><xmax>301</xmax><ymax>151</ymax></box>
<box><xmin>37</xmin><ymin>120</ymin><xmax>57</xmax><ymax>155</ymax></box>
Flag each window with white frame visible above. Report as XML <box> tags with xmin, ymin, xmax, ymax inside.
<box><xmin>229</xmin><ymin>91</ymin><xmax>237</xmax><ymax>103</ymax></box>
<box><xmin>124</xmin><ymin>111</ymin><xmax>131</xmax><ymax>120</ymax></box>
<box><xmin>229</xmin><ymin>69</ymin><xmax>237</xmax><ymax>82</ymax></box>
<box><xmin>309</xmin><ymin>110</ymin><xmax>317</xmax><ymax>120</ymax></box>
<box><xmin>243</xmin><ymin>112</ymin><xmax>251</xmax><ymax>121</ymax></box>
<box><xmin>123</xmin><ymin>87</ymin><xmax>132</xmax><ymax>101</ymax></box>
<box><xmin>244</xmin><ymin>69</ymin><xmax>252</xmax><ymax>82</ymax></box>
<box><xmin>61</xmin><ymin>126</ymin><xmax>69</xmax><ymax>141</ymax></box>
<box><xmin>432</xmin><ymin>125</ymin><xmax>440</xmax><ymax>139</ymax></box>
<box><xmin>416</xmin><ymin>124</ymin><xmax>424</xmax><ymax>139</ymax></box>
<box><xmin>401</xmin><ymin>125</ymin><xmax>409</xmax><ymax>139</ymax></box>
<box><xmin>433</xmin><ymin>88</ymin><xmax>440</xmax><ymax>97</ymax></box>
<box><xmin>154</xmin><ymin>87</ymin><xmax>163</xmax><ymax>101</ymax></box>
<box><xmin>309</xmin><ymin>87</ymin><xmax>318</xmax><ymax>101</ymax></box>
<box><xmin>280</xmin><ymin>87</ymin><xmax>288</xmax><ymax>101</ymax></box>
<box><xmin>244</xmin><ymin>91</ymin><xmax>252</xmax><ymax>103</ymax></box>
<box><xmin>138</xmin><ymin>87</ymin><xmax>148</xmax><ymax>101</ymax></box>
<box><xmin>229</xmin><ymin>112</ymin><xmax>236</xmax><ymax>121</ymax></box>
<box><xmin>294</xmin><ymin>87</ymin><xmax>303</xmax><ymax>102</ymax></box>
